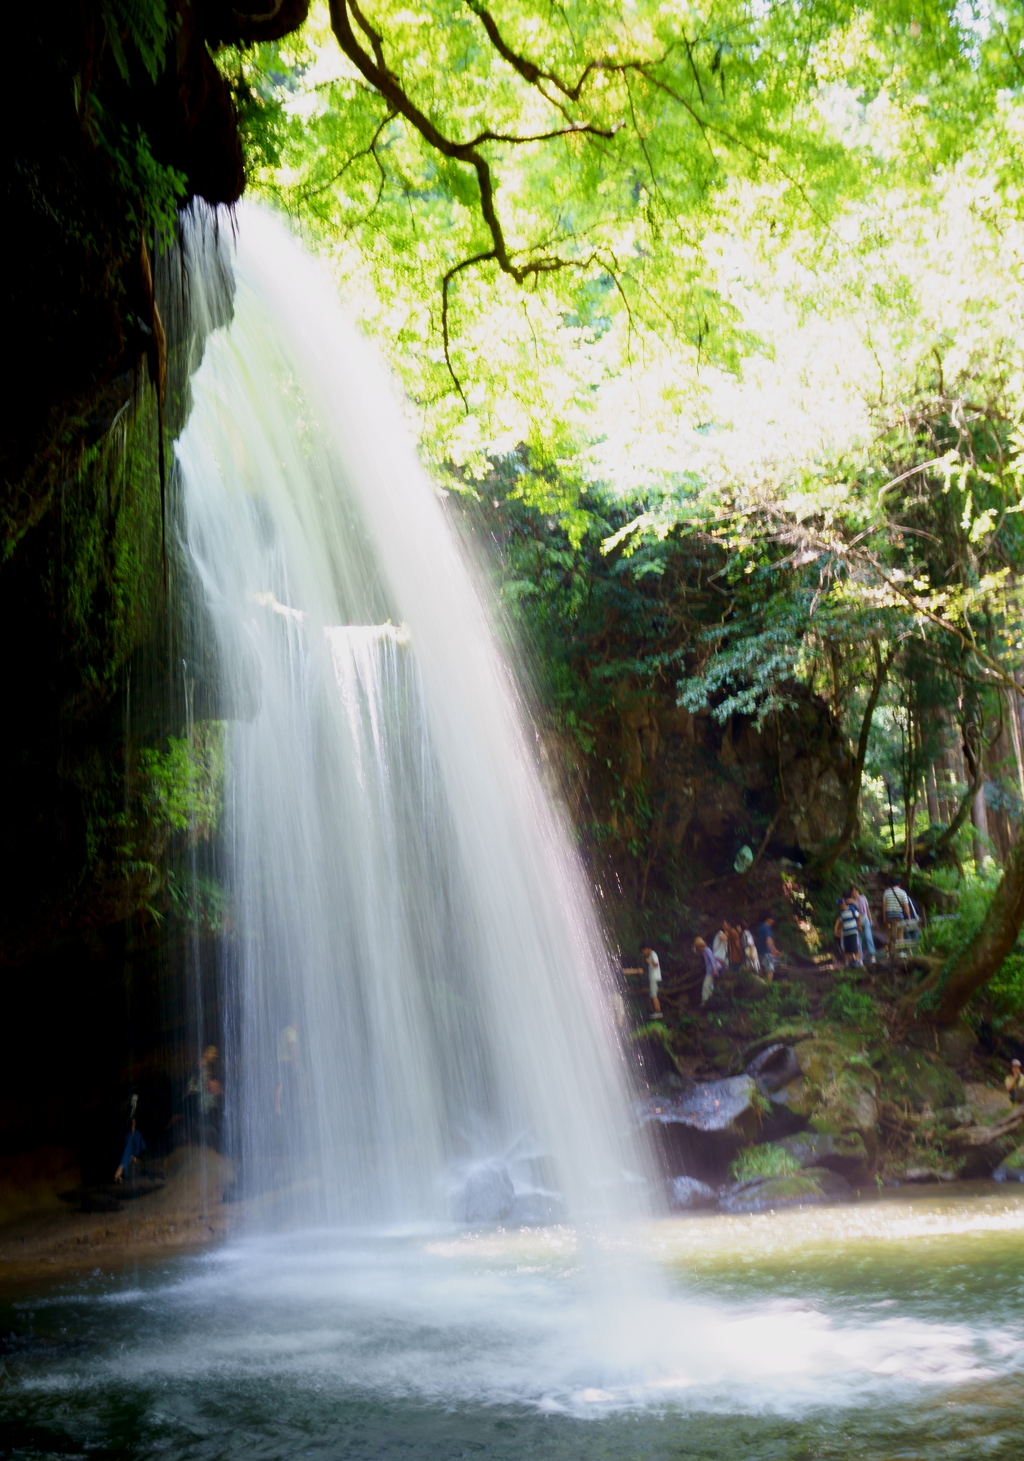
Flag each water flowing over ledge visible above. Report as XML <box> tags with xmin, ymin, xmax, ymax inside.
<box><xmin>175</xmin><ymin>203</ymin><xmax>652</xmax><ymax>1230</ymax></box>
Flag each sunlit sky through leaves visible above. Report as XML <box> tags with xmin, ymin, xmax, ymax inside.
<box><xmin>234</xmin><ymin>2</ymin><xmax>1024</xmax><ymax>511</ymax></box>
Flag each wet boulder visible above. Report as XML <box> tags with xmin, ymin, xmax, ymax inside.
<box><xmin>957</xmin><ymin>1141</ymin><xmax>1010</xmax><ymax>1180</ymax></box>
<box><xmin>509</xmin><ymin>1188</ymin><xmax>565</xmax><ymax>1224</ymax></box>
<box><xmin>746</xmin><ymin>1043</ymin><xmax>801</xmax><ymax>1093</ymax></box>
<box><xmin>719</xmin><ymin>1166</ymin><xmax>851</xmax><ymax>1214</ymax></box>
<box><xmin>743</xmin><ymin>1044</ymin><xmax>808</xmax><ymax>1141</ymax></box>
<box><xmin>636</xmin><ymin>1077</ymin><xmax>763</xmax><ymax>1183</ymax></box>
<box><xmin>452</xmin><ymin>1165</ymin><xmax>515</xmax><ymax>1224</ymax></box>
<box><xmin>785</xmin><ymin>1037</ymin><xmax>880</xmax><ymax>1167</ymax></box>
<box><xmin>775</xmin><ymin>1129</ymin><xmax>870</xmax><ymax>1181</ymax></box>
<box><xmin>993</xmin><ymin>1147</ymin><xmax>1024</xmax><ymax>1183</ymax></box>
<box><xmin>667</xmin><ymin>1176</ymin><xmax>718</xmax><ymax>1210</ymax></box>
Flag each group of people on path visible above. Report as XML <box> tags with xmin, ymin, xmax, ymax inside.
<box><xmin>834</xmin><ymin>880</ymin><xmax>919</xmax><ymax>969</ymax></box>
<box><xmin>626</xmin><ymin>872</ymin><xmax>925</xmax><ymax>1023</ymax></box>
<box><xmin>694</xmin><ymin>915</ymin><xmax>781</xmax><ymax>1005</ymax></box>
<box><xmin>624</xmin><ymin>918</ymin><xmax>781</xmax><ymax>1016</ymax></box>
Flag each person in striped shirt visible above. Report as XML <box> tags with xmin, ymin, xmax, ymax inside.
<box><xmin>834</xmin><ymin>896</ymin><xmax>864</xmax><ymax>968</ymax></box>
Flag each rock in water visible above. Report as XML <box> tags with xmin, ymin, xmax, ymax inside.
<box><xmin>719</xmin><ymin>1167</ymin><xmax>851</xmax><ymax>1214</ymax></box>
<box><xmin>775</xmin><ymin>1128</ymin><xmax>870</xmax><ymax>1181</ymax></box>
<box><xmin>667</xmin><ymin>1176</ymin><xmax>718</xmax><ymax>1210</ymax></box>
<box><xmin>636</xmin><ymin>1077</ymin><xmax>763</xmax><ymax>1183</ymax></box>
<box><xmin>509</xmin><ymin>1188</ymin><xmax>564</xmax><ymax>1224</ymax></box>
<box><xmin>636</xmin><ymin>1076</ymin><xmax>761</xmax><ymax>1134</ymax></box>
<box><xmin>453</xmin><ymin>1165</ymin><xmax>515</xmax><ymax>1223</ymax></box>
<box><xmin>957</xmin><ymin>1141</ymin><xmax>1008</xmax><ymax>1180</ymax></box>
<box><xmin>993</xmin><ymin>1148</ymin><xmax>1024</xmax><ymax>1183</ymax></box>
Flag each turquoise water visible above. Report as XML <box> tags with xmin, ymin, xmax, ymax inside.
<box><xmin>3</xmin><ymin>1188</ymin><xmax>1024</xmax><ymax>1459</ymax></box>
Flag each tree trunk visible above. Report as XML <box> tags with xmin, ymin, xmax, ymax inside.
<box><xmin>928</xmin><ymin>753</ymin><xmax>983</xmax><ymax>856</ymax></box>
<box><xmin>986</xmin><ymin>711</ymin><xmax>1015</xmax><ymax>861</ymax></box>
<box><xmin>1008</xmin><ymin>684</ymin><xmax>1024</xmax><ymax>807</ymax></box>
<box><xmin>815</xmin><ymin>642</ymin><xmax>894</xmax><ymax>878</ymax></box>
<box><xmin>972</xmin><ymin>782</ymin><xmax>991</xmax><ymax>870</ymax></box>
<box><xmin>926</xmin><ymin>762</ymin><xmax>940</xmax><ymax>825</ymax></box>
<box><xmin>922</xmin><ymin>824</ymin><xmax>1024</xmax><ymax>1025</ymax></box>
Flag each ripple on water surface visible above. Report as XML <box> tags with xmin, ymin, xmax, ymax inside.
<box><xmin>3</xmin><ymin>1190</ymin><xmax>1024</xmax><ymax>1459</ymax></box>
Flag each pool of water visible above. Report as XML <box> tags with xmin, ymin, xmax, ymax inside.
<box><xmin>3</xmin><ymin>1187</ymin><xmax>1024</xmax><ymax>1459</ymax></box>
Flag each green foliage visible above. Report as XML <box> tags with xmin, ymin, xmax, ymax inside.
<box><xmin>100</xmin><ymin>0</ymin><xmax>172</xmax><ymax>85</ymax></box>
<box><xmin>137</xmin><ymin>724</ymin><xmax>226</xmax><ymax>839</ymax></box>
<box><xmin>52</xmin><ymin>400</ymin><xmax>166</xmax><ymax>691</ymax></box>
<box><xmin>211</xmin><ymin>4</ymin><xmax>1024</xmax><ymax>995</ymax></box>
<box><xmin>740</xmin><ymin>981</ymin><xmax>811</xmax><ymax>1039</ymax></box>
<box><xmin>974</xmin><ymin>954</ymin><xmax>1024</xmax><ymax>1033</ymax></box>
<box><xmin>923</xmin><ymin>865</ymin><xmax>1017</xmax><ymax>977</ymax></box>
<box><xmin>167</xmin><ymin>868</ymin><xmax>230</xmax><ymax>933</ymax></box>
<box><xmin>823</xmin><ymin>976</ymin><xmax>879</xmax><ymax>1029</ymax></box>
<box><xmin>94</xmin><ymin>110</ymin><xmax>188</xmax><ymax>238</ymax></box>
<box><xmin>89</xmin><ymin>1</ymin><xmax>187</xmax><ymax>236</ymax></box>
<box><xmin>730</xmin><ymin>1142</ymin><xmax>801</xmax><ymax>1182</ymax></box>
<box><xmin>225</xmin><ymin>0</ymin><xmax>1024</xmax><ymax>495</ymax></box>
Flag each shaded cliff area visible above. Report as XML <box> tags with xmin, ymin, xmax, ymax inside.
<box><xmin>2</xmin><ymin>2</ymin><xmax>306</xmax><ymax>1192</ymax></box>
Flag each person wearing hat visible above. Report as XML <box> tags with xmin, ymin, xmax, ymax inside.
<box><xmin>1006</xmin><ymin>1059</ymin><xmax>1024</xmax><ymax>1104</ymax></box>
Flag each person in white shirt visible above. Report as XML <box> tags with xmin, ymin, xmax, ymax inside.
<box><xmin>741</xmin><ymin>926</ymin><xmax>761</xmax><ymax>977</ymax></box>
<box><xmin>883</xmin><ymin>881</ymin><xmax>912</xmax><ymax>920</ymax></box>
<box><xmin>711</xmin><ymin>928</ymin><xmax>729</xmax><ymax>967</ymax></box>
<box><xmin>641</xmin><ymin>946</ymin><xmax>662</xmax><ymax>1014</ymax></box>
<box><xmin>883</xmin><ymin>880</ymin><xmax>913</xmax><ymax>962</ymax></box>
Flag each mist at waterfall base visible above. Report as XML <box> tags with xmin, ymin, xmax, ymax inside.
<box><xmin>7</xmin><ymin>1198</ymin><xmax>1024</xmax><ymax>1456</ymax></box>
<box><xmin>6</xmin><ymin>210</ymin><xmax>1024</xmax><ymax>1459</ymax></box>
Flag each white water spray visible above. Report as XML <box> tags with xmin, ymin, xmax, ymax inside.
<box><xmin>175</xmin><ymin>206</ymin><xmax>650</xmax><ymax>1228</ymax></box>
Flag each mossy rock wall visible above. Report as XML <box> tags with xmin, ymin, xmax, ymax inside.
<box><xmin>0</xmin><ymin>221</ymin><xmax>234</xmax><ymax>1163</ymax></box>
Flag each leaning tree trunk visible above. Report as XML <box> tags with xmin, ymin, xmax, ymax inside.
<box><xmin>815</xmin><ymin>643</ymin><xmax>894</xmax><ymax>879</ymax></box>
<box><xmin>916</xmin><ymin>825</ymin><xmax>1024</xmax><ymax>1026</ymax></box>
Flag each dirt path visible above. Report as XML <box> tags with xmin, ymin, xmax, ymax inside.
<box><xmin>0</xmin><ymin>1147</ymin><xmax>235</xmax><ymax>1291</ymax></box>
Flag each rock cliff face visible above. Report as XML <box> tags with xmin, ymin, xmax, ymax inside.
<box><xmin>0</xmin><ymin>0</ymin><xmax>318</xmax><ymax>1163</ymax></box>
<box><xmin>0</xmin><ymin>226</ymin><xmax>231</xmax><ymax>1165</ymax></box>
<box><xmin>5</xmin><ymin>2</ymin><xmax>308</xmax><ymax>551</ymax></box>
<box><xmin>555</xmin><ymin>676</ymin><xmax>851</xmax><ymax>923</ymax></box>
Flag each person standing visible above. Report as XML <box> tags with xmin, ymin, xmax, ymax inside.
<box><xmin>694</xmin><ymin>938</ymin><xmax>720</xmax><ymax>1005</ymax></box>
<box><xmin>741</xmin><ymin>924</ymin><xmax>761</xmax><ymax>978</ymax></box>
<box><xmin>1006</xmin><ymin>1058</ymin><xmax>1024</xmax><ymax>1104</ymax></box>
<box><xmin>725</xmin><ymin>921</ymin><xmax>743</xmax><ymax>971</ymax></box>
<box><xmin>753</xmin><ymin>915</ymin><xmax>780</xmax><ymax>981</ymax></box>
<box><xmin>185</xmin><ymin>1045</ymin><xmax>224</xmax><ymax>1146</ymax></box>
<box><xmin>641</xmin><ymin>946</ymin><xmax>662</xmax><ymax>1015</ymax></box>
<box><xmin>849</xmin><ymin>884</ymin><xmax>877</xmax><ymax>964</ymax></box>
<box><xmin>883</xmin><ymin>879</ymin><xmax>913</xmax><ymax>962</ymax></box>
<box><xmin>711</xmin><ymin>927</ymin><xmax>729</xmax><ymax>969</ymax></box>
<box><xmin>834</xmin><ymin>896</ymin><xmax>863</xmax><ymax>968</ymax></box>
<box><xmin>114</xmin><ymin>1117</ymin><xmax>146</xmax><ymax>1184</ymax></box>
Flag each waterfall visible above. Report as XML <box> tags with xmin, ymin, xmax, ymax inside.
<box><xmin>174</xmin><ymin>206</ymin><xmax>652</xmax><ymax>1229</ymax></box>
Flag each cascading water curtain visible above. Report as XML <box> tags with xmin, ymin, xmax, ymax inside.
<box><xmin>174</xmin><ymin>203</ymin><xmax>655</xmax><ymax>1229</ymax></box>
